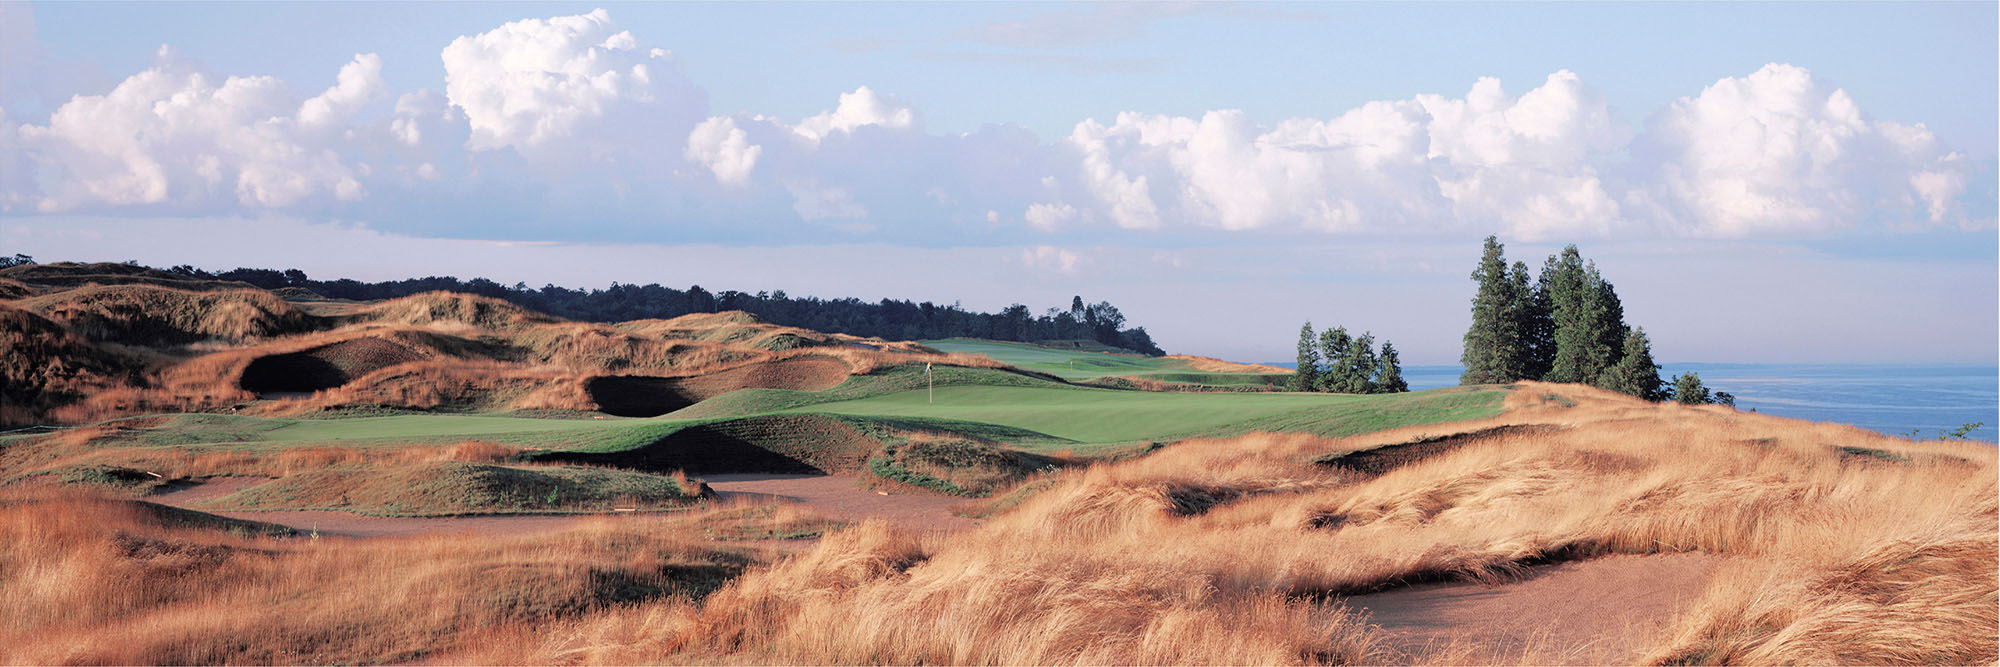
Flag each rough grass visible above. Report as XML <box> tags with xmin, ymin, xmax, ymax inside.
<box><xmin>0</xmin><ymin>490</ymin><xmax>786</xmax><ymax>665</ymax></box>
<box><xmin>866</xmin><ymin>435</ymin><xmax>1068</xmax><ymax>497</ymax></box>
<box><xmin>19</xmin><ymin>284</ymin><xmax>320</xmax><ymax>346</ymax></box>
<box><xmin>194</xmin><ymin>461</ymin><xmax>709</xmax><ymax>516</ymax></box>
<box><xmin>465</xmin><ymin>382</ymin><xmax>1996</xmax><ymax>665</ymax></box>
<box><xmin>4</xmin><ymin>381</ymin><xmax>1991</xmax><ymax>664</ymax></box>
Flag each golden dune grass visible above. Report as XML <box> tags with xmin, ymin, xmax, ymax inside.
<box><xmin>1162</xmin><ymin>354</ymin><xmax>1292</xmax><ymax>374</ymax></box>
<box><xmin>0</xmin><ymin>492</ymin><xmax>828</xmax><ymax>665</ymax></box>
<box><xmin>465</xmin><ymin>382</ymin><xmax>1994</xmax><ymax>665</ymax></box>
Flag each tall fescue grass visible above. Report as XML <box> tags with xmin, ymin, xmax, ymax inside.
<box><xmin>0</xmin><ymin>491</ymin><xmax>825</xmax><ymax>665</ymax></box>
<box><xmin>17</xmin><ymin>284</ymin><xmax>318</xmax><ymax>345</ymax></box>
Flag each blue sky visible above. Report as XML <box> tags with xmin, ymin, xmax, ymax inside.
<box><xmin>2</xmin><ymin>1</ymin><xmax>1994</xmax><ymax>364</ymax></box>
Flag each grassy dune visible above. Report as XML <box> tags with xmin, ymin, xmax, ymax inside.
<box><xmin>0</xmin><ymin>492</ymin><xmax>812</xmax><ymax>664</ymax></box>
<box><xmin>465</xmin><ymin>382</ymin><xmax>1996</xmax><ymax>665</ymax></box>
<box><xmin>1</xmin><ymin>383</ymin><xmax>1991</xmax><ymax>664</ymax></box>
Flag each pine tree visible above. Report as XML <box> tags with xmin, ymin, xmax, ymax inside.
<box><xmin>1672</xmin><ymin>372</ymin><xmax>1711</xmax><ymax>405</ymax></box>
<box><xmin>1602</xmin><ymin>327</ymin><xmax>1666</xmax><ymax>401</ymax></box>
<box><xmin>1375</xmin><ymin>341</ymin><xmax>1409</xmax><ymax>393</ymax></box>
<box><xmin>1346</xmin><ymin>332</ymin><xmax>1379</xmax><ymax>394</ymax></box>
<box><xmin>1292</xmin><ymin>322</ymin><xmax>1322</xmax><ymax>392</ymax></box>
<box><xmin>1319</xmin><ymin>326</ymin><xmax>1352</xmax><ymax>392</ymax></box>
<box><xmin>1585</xmin><ymin>265</ymin><xmax>1629</xmax><ymax>386</ymax></box>
<box><xmin>1461</xmin><ymin>236</ymin><xmax>1526</xmax><ymax>384</ymax></box>
<box><xmin>1519</xmin><ymin>260</ymin><xmax>1554</xmax><ymax>379</ymax></box>
<box><xmin>1541</xmin><ymin>246</ymin><xmax>1592</xmax><ymax>384</ymax></box>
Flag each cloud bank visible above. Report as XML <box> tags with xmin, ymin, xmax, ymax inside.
<box><xmin>0</xmin><ymin>9</ymin><xmax>1983</xmax><ymax>242</ymax></box>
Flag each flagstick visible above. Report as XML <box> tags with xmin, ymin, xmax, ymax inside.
<box><xmin>927</xmin><ymin>362</ymin><xmax>934</xmax><ymax>404</ymax></box>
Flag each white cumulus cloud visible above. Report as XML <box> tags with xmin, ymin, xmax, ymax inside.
<box><xmin>685</xmin><ymin>116</ymin><xmax>761</xmax><ymax>186</ymax></box>
<box><xmin>9</xmin><ymin>48</ymin><xmax>371</xmax><ymax>212</ymax></box>
<box><xmin>441</xmin><ymin>8</ymin><xmax>693</xmax><ymax>152</ymax></box>
<box><xmin>790</xmin><ymin>86</ymin><xmax>917</xmax><ymax>142</ymax></box>
<box><xmin>1633</xmin><ymin>63</ymin><xmax>1972</xmax><ymax>237</ymax></box>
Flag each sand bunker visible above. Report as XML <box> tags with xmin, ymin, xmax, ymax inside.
<box><xmin>1345</xmin><ymin>552</ymin><xmax>1722</xmax><ymax>664</ymax></box>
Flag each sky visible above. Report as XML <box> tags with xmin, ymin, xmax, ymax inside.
<box><xmin>1</xmin><ymin>1</ymin><xmax>1995</xmax><ymax>365</ymax></box>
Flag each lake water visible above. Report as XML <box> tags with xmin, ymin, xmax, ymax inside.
<box><xmin>1280</xmin><ymin>363</ymin><xmax>1999</xmax><ymax>442</ymax></box>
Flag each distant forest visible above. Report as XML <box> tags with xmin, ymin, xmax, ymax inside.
<box><xmin>68</xmin><ymin>258</ymin><xmax>1166</xmax><ymax>355</ymax></box>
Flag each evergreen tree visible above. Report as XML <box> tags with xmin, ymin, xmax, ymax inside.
<box><xmin>1672</xmin><ymin>372</ymin><xmax>1712</xmax><ymax>405</ymax></box>
<box><xmin>1518</xmin><ymin>260</ymin><xmax>1554</xmax><ymax>379</ymax></box>
<box><xmin>1585</xmin><ymin>266</ymin><xmax>1629</xmax><ymax>385</ymax></box>
<box><xmin>1319</xmin><ymin>326</ymin><xmax>1353</xmax><ymax>392</ymax></box>
<box><xmin>1345</xmin><ymin>332</ymin><xmax>1379</xmax><ymax>394</ymax></box>
<box><xmin>1292</xmin><ymin>322</ymin><xmax>1322</xmax><ymax>392</ymax></box>
<box><xmin>1540</xmin><ymin>248</ymin><xmax>1629</xmax><ymax>386</ymax></box>
<box><xmin>1374</xmin><ymin>341</ymin><xmax>1409</xmax><ymax>393</ymax></box>
<box><xmin>1540</xmin><ymin>246</ymin><xmax>1593</xmax><ymax>383</ymax></box>
<box><xmin>1601</xmin><ymin>327</ymin><xmax>1666</xmax><ymax>401</ymax></box>
<box><xmin>1461</xmin><ymin>236</ymin><xmax>1527</xmax><ymax>384</ymax></box>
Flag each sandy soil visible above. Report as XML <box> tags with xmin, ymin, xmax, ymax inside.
<box><xmin>1342</xmin><ymin>552</ymin><xmax>1723</xmax><ymax>665</ymax></box>
<box><xmin>706</xmin><ymin>473</ymin><xmax>976</xmax><ymax>533</ymax></box>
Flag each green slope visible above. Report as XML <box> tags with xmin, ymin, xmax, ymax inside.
<box><xmin>774</xmin><ymin>384</ymin><xmax>1503</xmax><ymax>445</ymax></box>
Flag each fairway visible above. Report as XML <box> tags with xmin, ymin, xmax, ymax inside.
<box><xmin>781</xmin><ymin>384</ymin><xmax>1502</xmax><ymax>444</ymax></box>
<box><xmin>261</xmin><ymin>415</ymin><xmax>614</xmax><ymax>442</ymax></box>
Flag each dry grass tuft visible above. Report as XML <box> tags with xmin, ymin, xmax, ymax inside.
<box><xmin>485</xmin><ymin>381</ymin><xmax>1994</xmax><ymax>665</ymax></box>
<box><xmin>0</xmin><ymin>490</ymin><xmax>823</xmax><ymax>665</ymax></box>
<box><xmin>19</xmin><ymin>284</ymin><xmax>319</xmax><ymax>345</ymax></box>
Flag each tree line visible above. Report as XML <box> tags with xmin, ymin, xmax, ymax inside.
<box><xmin>15</xmin><ymin>257</ymin><xmax>1167</xmax><ymax>355</ymax></box>
<box><xmin>1459</xmin><ymin>237</ymin><xmax>1731</xmax><ymax>406</ymax></box>
<box><xmin>1291</xmin><ymin>322</ymin><xmax>1408</xmax><ymax>394</ymax></box>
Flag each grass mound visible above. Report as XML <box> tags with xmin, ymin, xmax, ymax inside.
<box><xmin>5</xmin><ymin>464</ymin><xmax>169</xmax><ymax>495</ymax></box>
<box><xmin>539</xmin><ymin>414</ymin><xmax>883</xmax><ymax>474</ymax></box>
<box><xmin>868</xmin><ymin>437</ymin><xmax>1064</xmax><ymax>496</ymax></box>
<box><xmin>0</xmin><ymin>278</ymin><xmax>29</xmax><ymax>300</ymax></box>
<box><xmin>620</xmin><ymin>310</ymin><xmax>841</xmax><ymax>351</ymax></box>
<box><xmin>1315</xmin><ymin>424</ymin><xmax>1562</xmax><ymax>476</ymax></box>
<box><xmin>0</xmin><ymin>261</ymin><xmax>257</xmax><ymax>292</ymax></box>
<box><xmin>674</xmin><ymin>355</ymin><xmax>852</xmax><ymax>398</ymax></box>
<box><xmin>358</xmin><ymin>291</ymin><xmax>557</xmax><ymax>331</ymax></box>
<box><xmin>197</xmin><ymin>461</ymin><xmax>708</xmax><ymax>516</ymax></box>
<box><xmin>240</xmin><ymin>337</ymin><xmax>429</xmax><ymax>393</ymax></box>
<box><xmin>20</xmin><ymin>284</ymin><xmax>318</xmax><ymax>346</ymax></box>
<box><xmin>0</xmin><ymin>304</ymin><xmax>145</xmax><ymax>426</ymax></box>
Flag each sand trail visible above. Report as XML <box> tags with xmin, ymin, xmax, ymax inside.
<box><xmin>705</xmin><ymin>473</ymin><xmax>975</xmax><ymax>532</ymax></box>
<box><xmin>1343</xmin><ymin>552</ymin><xmax>1722</xmax><ymax>665</ymax></box>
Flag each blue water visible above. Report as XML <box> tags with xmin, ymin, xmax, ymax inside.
<box><xmin>1274</xmin><ymin>363</ymin><xmax>1999</xmax><ymax>442</ymax></box>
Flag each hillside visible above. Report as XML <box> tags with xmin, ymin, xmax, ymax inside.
<box><xmin>0</xmin><ymin>277</ymin><xmax>1989</xmax><ymax>665</ymax></box>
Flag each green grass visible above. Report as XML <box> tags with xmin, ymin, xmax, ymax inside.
<box><xmin>774</xmin><ymin>384</ymin><xmax>1504</xmax><ymax>445</ymax></box>
<box><xmin>68</xmin><ymin>412</ymin><xmax>680</xmax><ymax>454</ymax></box>
<box><xmin>197</xmin><ymin>461</ymin><xmax>703</xmax><ymax>516</ymax></box>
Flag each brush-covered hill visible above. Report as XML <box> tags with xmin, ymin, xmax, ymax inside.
<box><xmin>0</xmin><ymin>278</ymin><xmax>995</xmax><ymax>426</ymax></box>
<box><xmin>1</xmin><ymin>277</ymin><xmax>1483</xmax><ymax>511</ymax></box>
